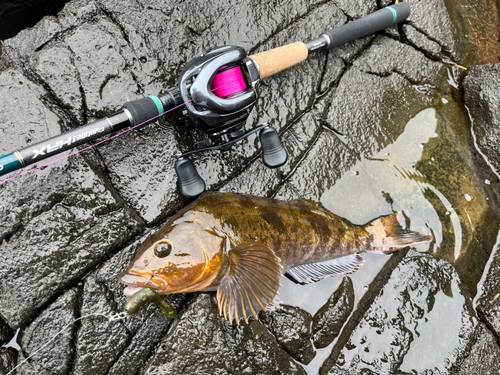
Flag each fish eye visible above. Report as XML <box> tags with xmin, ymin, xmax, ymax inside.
<box><xmin>154</xmin><ymin>240</ymin><xmax>172</xmax><ymax>258</ymax></box>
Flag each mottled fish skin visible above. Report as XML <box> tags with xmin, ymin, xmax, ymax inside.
<box><xmin>185</xmin><ymin>193</ymin><xmax>373</xmax><ymax>271</ymax></box>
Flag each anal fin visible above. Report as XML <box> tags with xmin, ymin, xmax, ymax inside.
<box><xmin>286</xmin><ymin>254</ymin><xmax>364</xmax><ymax>284</ymax></box>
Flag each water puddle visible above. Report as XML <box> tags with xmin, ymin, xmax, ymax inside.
<box><xmin>277</xmin><ymin>100</ymin><xmax>500</xmax><ymax>372</ymax></box>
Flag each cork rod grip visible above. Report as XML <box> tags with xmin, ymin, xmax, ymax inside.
<box><xmin>249</xmin><ymin>42</ymin><xmax>309</xmax><ymax>80</ymax></box>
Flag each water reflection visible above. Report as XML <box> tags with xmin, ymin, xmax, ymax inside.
<box><xmin>277</xmin><ymin>105</ymin><xmax>498</xmax><ymax>373</ymax></box>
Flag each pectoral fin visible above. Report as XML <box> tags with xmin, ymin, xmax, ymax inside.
<box><xmin>286</xmin><ymin>254</ymin><xmax>364</xmax><ymax>284</ymax></box>
<box><xmin>217</xmin><ymin>242</ymin><xmax>283</xmax><ymax>325</ymax></box>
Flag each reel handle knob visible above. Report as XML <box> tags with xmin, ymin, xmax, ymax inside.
<box><xmin>174</xmin><ymin>157</ymin><xmax>206</xmax><ymax>199</ymax></box>
<box><xmin>260</xmin><ymin>126</ymin><xmax>288</xmax><ymax>168</ymax></box>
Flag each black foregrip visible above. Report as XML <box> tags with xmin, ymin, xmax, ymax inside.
<box><xmin>323</xmin><ymin>3</ymin><xmax>410</xmax><ymax>50</ymax></box>
<box><xmin>122</xmin><ymin>97</ymin><xmax>161</xmax><ymax>127</ymax></box>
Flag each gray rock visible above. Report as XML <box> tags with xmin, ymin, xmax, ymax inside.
<box><xmin>274</xmin><ymin>122</ymin><xmax>357</xmax><ymax>201</ymax></box>
<box><xmin>325</xmin><ymin>36</ymin><xmax>444</xmax><ymax>158</ymax></box>
<box><xmin>0</xmin><ymin>0</ymin><xmax>70</xmax><ymax>40</ymax></box>
<box><xmin>457</xmin><ymin>323</ymin><xmax>500</xmax><ymax>375</ymax></box>
<box><xmin>145</xmin><ymin>293</ymin><xmax>307</xmax><ymax>375</ymax></box>
<box><xmin>476</xmin><ymin>236</ymin><xmax>500</xmax><ymax>341</ymax></box>
<box><xmin>0</xmin><ymin>319</ymin><xmax>13</xmax><ymax>346</ymax></box>
<box><xmin>16</xmin><ymin>288</ymin><xmax>79</xmax><ymax>375</ymax></box>
<box><xmin>72</xmin><ymin>276</ymin><xmax>130</xmax><ymax>375</ymax></box>
<box><xmin>320</xmin><ymin>250</ymin><xmax>477</xmax><ymax>374</ymax></box>
<box><xmin>261</xmin><ymin>305</ymin><xmax>316</xmax><ymax>365</ymax></box>
<box><xmin>402</xmin><ymin>24</ymin><xmax>443</xmax><ymax>60</ymax></box>
<box><xmin>329</xmin><ymin>0</ymin><xmax>376</xmax><ymax>19</ymax></box>
<box><xmin>0</xmin><ymin>348</ymin><xmax>17</xmax><ymax>375</ymax></box>
<box><xmin>463</xmin><ymin>63</ymin><xmax>500</xmax><ymax>176</ymax></box>
<box><xmin>0</xmin><ymin>67</ymin><xmax>144</xmax><ymax>329</ymax></box>
<box><xmin>404</xmin><ymin>0</ymin><xmax>466</xmax><ymax>62</ymax></box>
<box><xmin>312</xmin><ymin>276</ymin><xmax>354</xmax><ymax>349</ymax></box>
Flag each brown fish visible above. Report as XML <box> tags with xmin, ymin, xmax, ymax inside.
<box><xmin>119</xmin><ymin>192</ymin><xmax>432</xmax><ymax>324</ymax></box>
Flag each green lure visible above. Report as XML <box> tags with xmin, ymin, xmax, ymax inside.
<box><xmin>124</xmin><ymin>288</ymin><xmax>177</xmax><ymax>319</ymax></box>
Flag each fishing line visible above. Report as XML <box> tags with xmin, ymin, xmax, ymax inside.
<box><xmin>0</xmin><ymin>68</ymin><xmax>248</xmax><ymax>186</ymax></box>
<box><xmin>211</xmin><ymin>66</ymin><xmax>247</xmax><ymax>98</ymax></box>
<box><xmin>0</xmin><ymin>101</ymin><xmax>189</xmax><ymax>185</ymax></box>
<box><xmin>6</xmin><ymin>312</ymin><xmax>129</xmax><ymax>375</ymax></box>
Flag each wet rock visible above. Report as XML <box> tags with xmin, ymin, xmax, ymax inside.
<box><xmin>274</xmin><ymin>127</ymin><xmax>358</xmax><ymax>201</ymax></box>
<box><xmin>312</xmin><ymin>276</ymin><xmax>354</xmax><ymax>349</ymax></box>
<box><xmin>320</xmin><ymin>250</ymin><xmax>477</xmax><ymax>374</ymax></box>
<box><xmin>260</xmin><ymin>305</ymin><xmax>316</xmax><ymax>365</ymax></box>
<box><xmin>414</xmin><ymin>101</ymin><xmax>499</xmax><ymax>295</ymax></box>
<box><xmin>476</xmin><ymin>237</ymin><xmax>500</xmax><ymax>341</ymax></box>
<box><xmin>0</xmin><ymin>68</ymin><xmax>62</xmax><ymax>159</ymax></box>
<box><xmin>457</xmin><ymin>323</ymin><xmax>500</xmax><ymax>375</ymax></box>
<box><xmin>0</xmin><ymin>318</ymin><xmax>16</xmax><ymax>375</ymax></box>
<box><xmin>402</xmin><ymin>24</ymin><xmax>443</xmax><ymax>60</ymax></box>
<box><xmin>0</xmin><ymin>69</ymin><xmax>144</xmax><ymax>329</ymax></box>
<box><xmin>145</xmin><ymin>293</ymin><xmax>306</xmax><ymax>375</ymax></box>
<box><xmin>0</xmin><ymin>0</ymin><xmax>70</xmax><ymax>40</ymax></box>
<box><xmin>220</xmin><ymin>159</ymin><xmax>281</xmax><ymax>198</ymax></box>
<box><xmin>0</xmin><ymin>348</ymin><xmax>17</xmax><ymax>375</ymax></box>
<box><xmin>0</xmin><ymin>319</ymin><xmax>13</xmax><ymax>346</ymax></box>
<box><xmin>330</xmin><ymin>0</ymin><xmax>376</xmax><ymax>19</ymax></box>
<box><xmin>95</xmin><ymin>123</ymin><xmax>184</xmax><ymax>225</ymax></box>
<box><xmin>319</xmin><ymin>36</ymin><xmax>373</xmax><ymax>94</ymax></box>
<box><xmin>16</xmin><ymin>288</ymin><xmax>79</xmax><ymax>375</ymax></box>
<box><xmin>463</xmin><ymin>63</ymin><xmax>500</xmax><ymax>175</ymax></box>
<box><xmin>445</xmin><ymin>0</ymin><xmax>500</xmax><ymax>65</ymax></box>
<box><xmin>405</xmin><ymin>0</ymin><xmax>466</xmax><ymax>62</ymax></box>
<box><xmin>72</xmin><ymin>276</ymin><xmax>130</xmax><ymax>375</ymax></box>
<box><xmin>324</xmin><ymin>36</ymin><xmax>444</xmax><ymax>159</ymax></box>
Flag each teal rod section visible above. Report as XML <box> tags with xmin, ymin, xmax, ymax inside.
<box><xmin>0</xmin><ymin>153</ymin><xmax>22</xmax><ymax>177</ymax></box>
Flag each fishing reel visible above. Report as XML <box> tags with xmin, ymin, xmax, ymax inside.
<box><xmin>174</xmin><ymin>46</ymin><xmax>288</xmax><ymax>199</ymax></box>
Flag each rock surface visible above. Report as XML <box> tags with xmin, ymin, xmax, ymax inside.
<box><xmin>312</xmin><ymin>277</ymin><xmax>354</xmax><ymax>349</ymax></box>
<box><xmin>464</xmin><ymin>63</ymin><xmax>500</xmax><ymax>348</ymax></box>
<box><xmin>457</xmin><ymin>322</ymin><xmax>500</xmax><ymax>375</ymax></box>
<box><xmin>144</xmin><ymin>293</ymin><xmax>307</xmax><ymax>375</ymax></box>
<box><xmin>464</xmin><ymin>64</ymin><xmax>500</xmax><ymax>175</ymax></box>
<box><xmin>261</xmin><ymin>305</ymin><xmax>316</xmax><ymax>365</ymax></box>
<box><xmin>0</xmin><ymin>0</ymin><xmax>499</xmax><ymax>374</ymax></box>
<box><xmin>320</xmin><ymin>250</ymin><xmax>477</xmax><ymax>374</ymax></box>
<box><xmin>0</xmin><ymin>0</ymin><xmax>71</xmax><ymax>40</ymax></box>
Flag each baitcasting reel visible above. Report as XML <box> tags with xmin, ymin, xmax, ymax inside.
<box><xmin>173</xmin><ymin>45</ymin><xmax>288</xmax><ymax>199</ymax></box>
<box><xmin>0</xmin><ymin>3</ymin><xmax>412</xmax><ymax>200</ymax></box>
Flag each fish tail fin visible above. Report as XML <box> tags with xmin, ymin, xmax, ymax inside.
<box><xmin>366</xmin><ymin>212</ymin><xmax>433</xmax><ymax>254</ymax></box>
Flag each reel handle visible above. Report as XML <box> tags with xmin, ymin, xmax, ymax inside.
<box><xmin>174</xmin><ymin>157</ymin><xmax>206</xmax><ymax>199</ymax></box>
<box><xmin>260</xmin><ymin>127</ymin><xmax>288</xmax><ymax>168</ymax></box>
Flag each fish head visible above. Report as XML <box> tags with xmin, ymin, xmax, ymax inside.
<box><xmin>119</xmin><ymin>212</ymin><xmax>227</xmax><ymax>295</ymax></box>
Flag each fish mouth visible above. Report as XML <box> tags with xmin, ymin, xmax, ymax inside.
<box><xmin>118</xmin><ymin>272</ymin><xmax>167</xmax><ymax>296</ymax></box>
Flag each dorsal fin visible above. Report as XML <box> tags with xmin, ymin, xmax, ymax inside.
<box><xmin>286</xmin><ymin>254</ymin><xmax>364</xmax><ymax>284</ymax></box>
<box><xmin>216</xmin><ymin>242</ymin><xmax>283</xmax><ymax>325</ymax></box>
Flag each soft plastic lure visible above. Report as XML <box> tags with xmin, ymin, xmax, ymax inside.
<box><xmin>124</xmin><ymin>287</ymin><xmax>177</xmax><ymax>319</ymax></box>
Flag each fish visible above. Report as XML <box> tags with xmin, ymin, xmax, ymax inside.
<box><xmin>118</xmin><ymin>192</ymin><xmax>432</xmax><ymax>324</ymax></box>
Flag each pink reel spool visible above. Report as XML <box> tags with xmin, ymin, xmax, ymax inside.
<box><xmin>211</xmin><ymin>66</ymin><xmax>247</xmax><ymax>98</ymax></box>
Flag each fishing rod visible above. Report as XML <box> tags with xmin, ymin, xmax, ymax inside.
<box><xmin>0</xmin><ymin>3</ymin><xmax>410</xmax><ymax>199</ymax></box>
